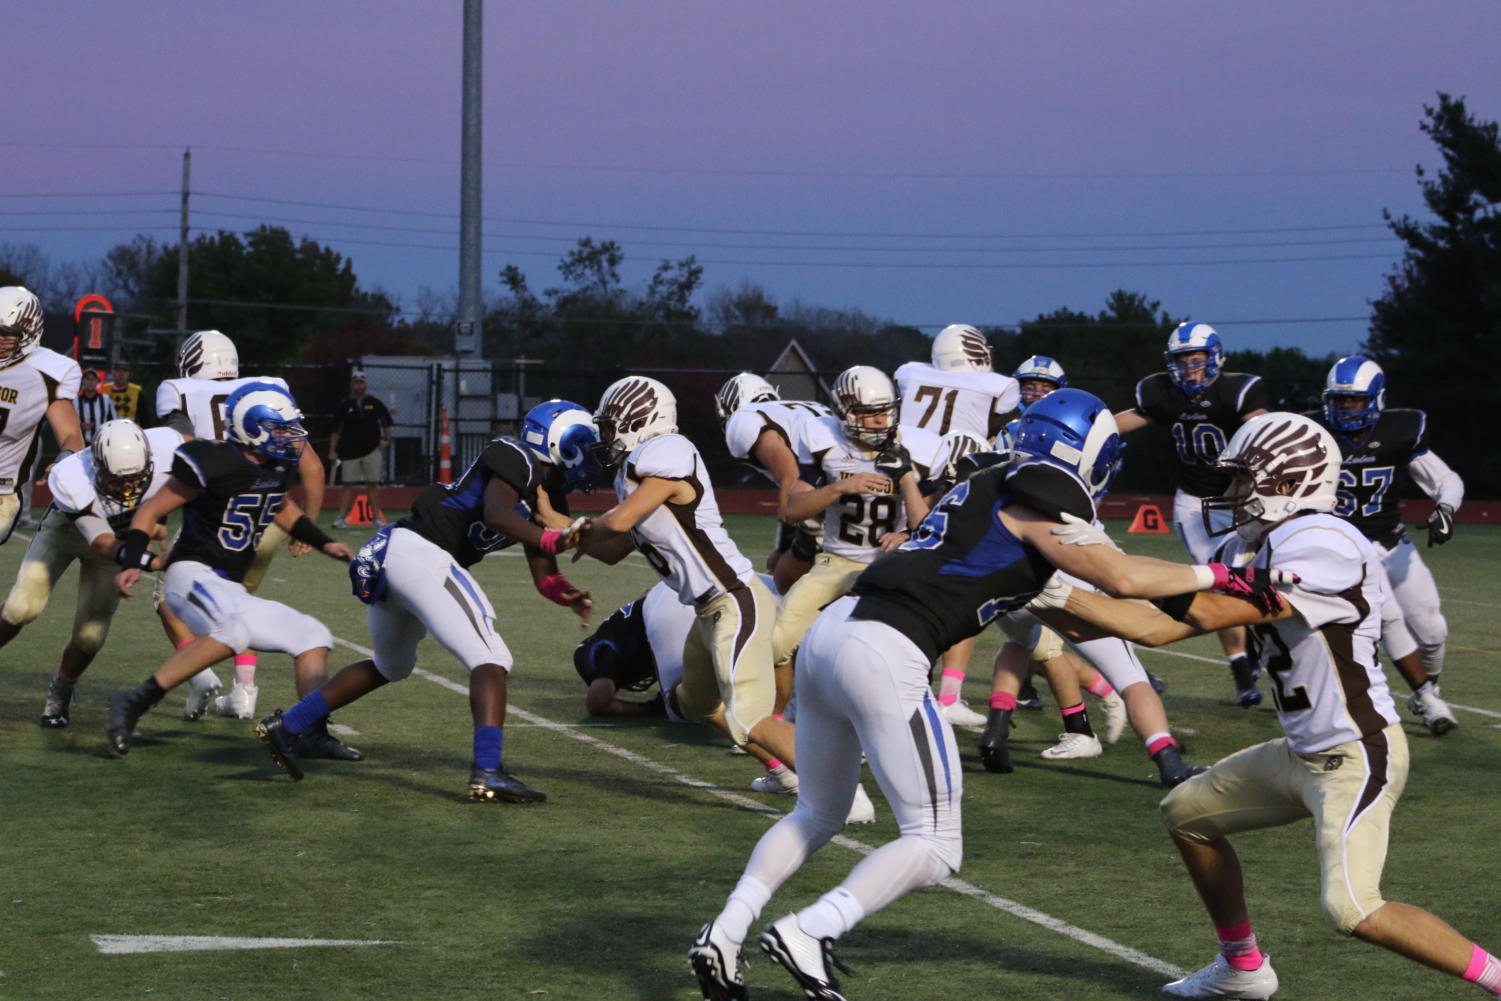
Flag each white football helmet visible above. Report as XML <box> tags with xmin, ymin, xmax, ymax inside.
<box><xmin>1202</xmin><ymin>412</ymin><xmax>1340</xmax><ymax>543</ymax></box>
<box><xmin>832</xmin><ymin>365</ymin><xmax>899</xmax><ymax>451</ymax></box>
<box><xmin>931</xmin><ymin>323</ymin><xmax>993</xmax><ymax>372</ymax></box>
<box><xmin>932</xmin><ymin>430</ymin><xmax>989</xmax><ymax>483</ymax></box>
<box><xmin>714</xmin><ymin>373</ymin><xmax>779</xmax><ymax>422</ymax></box>
<box><xmin>178</xmin><ymin>329</ymin><xmax>239</xmax><ymax>380</ymax></box>
<box><xmin>0</xmin><ymin>286</ymin><xmax>45</xmax><ymax>368</ymax></box>
<box><xmin>593</xmin><ymin>376</ymin><xmax>677</xmax><ymax>467</ymax></box>
<box><xmin>91</xmin><ymin>419</ymin><xmax>153</xmax><ymax>507</ymax></box>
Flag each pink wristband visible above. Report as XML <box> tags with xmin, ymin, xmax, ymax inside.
<box><xmin>538</xmin><ymin>529</ymin><xmax>563</xmax><ymax>555</ymax></box>
<box><xmin>537</xmin><ymin>573</ymin><xmax>575</xmax><ymax>606</ymax></box>
<box><xmin>1206</xmin><ymin>563</ymin><xmax>1231</xmax><ymax>590</ymax></box>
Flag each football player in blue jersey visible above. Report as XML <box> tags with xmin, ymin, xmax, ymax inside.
<box><xmin>1115</xmin><ymin>323</ymin><xmax>1270</xmax><ymax>707</ymax></box>
<box><xmin>1308</xmin><ymin>356</ymin><xmax>1463</xmax><ymax>734</ymax></box>
<box><xmin>105</xmin><ymin>383</ymin><xmax>355</xmax><ymax>756</ymax></box>
<box><xmin>255</xmin><ymin>400</ymin><xmax>602</xmax><ymax>803</ymax></box>
<box><xmin>690</xmin><ymin>388</ymin><xmax>1290</xmax><ymax>1001</ymax></box>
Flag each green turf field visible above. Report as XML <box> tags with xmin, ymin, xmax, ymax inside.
<box><xmin>3</xmin><ymin>514</ymin><xmax>1498</xmax><ymax>1000</ymax></box>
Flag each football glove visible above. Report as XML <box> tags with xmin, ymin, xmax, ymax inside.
<box><xmin>1050</xmin><ymin>512</ymin><xmax>1122</xmax><ymax>552</ymax></box>
<box><xmin>875</xmin><ymin>442</ymin><xmax>913</xmax><ymax>483</ymax></box>
<box><xmin>1207</xmin><ymin>565</ymin><xmax>1296</xmax><ymax>617</ymax></box>
<box><xmin>1423</xmin><ymin>504</ymin><xmax>1455</xmax><ymax>548</ymax></box>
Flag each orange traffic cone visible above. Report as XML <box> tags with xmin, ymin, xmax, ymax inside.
<box><xmin>1127</xmin><ymin>503</ymin><xmax>1170</xmax><ymax>534</ymax></box>
<box><xmin>438</xmin><ymin>406</ymin><xmax>453</xmax><ymax>485</ymax></box>
<box><xmin>348</xmin><ymin>493</ymin><xmax>375</xmax><ymax>526</ymax></box>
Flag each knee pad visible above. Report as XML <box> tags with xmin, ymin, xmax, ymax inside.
<box><xmin>1322</xmin><ymin>888</ymin><xmax>1383</xmax><ymax>936</ymax></box>
<box><xmin>72</xmin><ymin>619</ymin><xmax>111</xmax><ymax>656</ymax></box>
<box><xmin>2</xmin><ymin>563</ymin><xmax>53</xmax><ymax>626</ymax></box>
<box><xmin>374</xmin><ymin>651</ymin><xmax>416</xmax><ymax>683</ymax></box>
<box><xmin>292</xmin><ymin>615</ymin><xmax>333</xmax><ymax>656</ymax></box>
<box><xmin>1159</xmin><ymin>783</ymin><xmax>1214</xmax><ymax>843</ymax></box>
<box><xmin>926</xmin><ymin>829</ymin><xmax>964</xmax><ymax>876</ymax></box>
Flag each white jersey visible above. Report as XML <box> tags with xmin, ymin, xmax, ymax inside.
<box><xmin>643</xmin><ymin>572</ymin><xmax>778</xmax><ymax>723</ymax></box>
<box><xmin>897</xmin><ymin>423</ymin><xmax>944</xmax><ymax>481</ymax></box>
<box><xmin>1233</xmin><ymin>513</ymin><xmax>1400</xmax><ymax>753</ymax></box>
<box><xmin>723</xmin><ymin>400</ymin><xmax>832</xmax><ymax>479</ymax></box>
<box><xmin>617</xmin><ymin>433</ymin><xmax>754</xmax><ymax>605</ymax></box>
<box><xmin>156</xmin><ymin>375</ymin><xmax>291</xmax><ymax>440</ymax></box>
<box><xmin>801</xmin><ymin>417</ymin><xmax>912</xmax><ymax>563</ymax></box>
<box><xmin>894</xmin><ymin>361</ymin><xmax>1019</xmax><ymax>437</ymax></box>
<box><xmin>0</xmin><ymin>347</ymin><xmax>81</xmax><ymax>491</ymax></box>
<box><xmin>47</xmin><ymin>426</ymin><xmax>185</xmax><ymax>544</ymax></box>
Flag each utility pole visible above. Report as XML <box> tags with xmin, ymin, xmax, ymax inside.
<box><xmin>176</xmin><ymin>147</ymin><xmax>191</xmax><ymax>333</ymax></box>
<box><xmin>456</xmin><ymin>0</ymin><xmax>483</xmax><ymax>357</ymax></box>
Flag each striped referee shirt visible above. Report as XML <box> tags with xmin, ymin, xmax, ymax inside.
<box><xmin>77</xmin><ymin>391</ymin><xmax>118</xmax><ymax>445</ymax></box>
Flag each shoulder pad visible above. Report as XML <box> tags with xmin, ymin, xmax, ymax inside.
<box><xmin>1004</xmin><ymin>460</ymin><xmax>1095</xmax><ymax>522</ymax></box>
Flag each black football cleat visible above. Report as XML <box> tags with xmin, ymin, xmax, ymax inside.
<box><xmin>255</xmin><ymin>711</ymin><xmax>304</xmax><ymax>781</ymax></box>
<box><xmin>978</xmin><ymin>707</ymin><xmax>1014</xmax><ymax>774</ymax></box>
<box><xmin>106</xmin><ymin>688</ymin><xmax>154</xmax><ymax>755</ymax></box>
<box><xmin>468</xmin><ymin>764</ymin><xmax>546</xmax><ymax>804</ymax></box>
<box><xmin>1154</xmin><ymin>745</ymin><xmax>1208</xmax><ymax>788</ymax></box>
<box><xmin>1016</xmin><ymin>679</ymin><xmax>1044</xmax><ymax>710</ymax></box>
<box><xmin>1147</xmin><ymin>671</ymin><xmax>1169</xmax><ymax>694</ymax></box>
<box><xmin>1230</xmin><ymin>658</ymin><xmax>1263</xmax><ymax>709</ymax></box>
<box><xmin>294</xmin><ymin>720</ymin><xmax>365</xmax><ymax>761</ymax></box>
<box><xmin>40</xmin><ymin>676</ymin><xmax>74</xmax><ymax>729</ymax></box>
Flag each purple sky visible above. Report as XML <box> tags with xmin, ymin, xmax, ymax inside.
<box><xmin>8</xmin><ymin>1</ymin><xmax>1501</xmax><ymax>358</ymax></box>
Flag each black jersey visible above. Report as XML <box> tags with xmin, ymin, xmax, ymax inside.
<box><xmin>572</xmin><ymin>595</ymin><xmax>657</xmax><ymax>692</ymax></box>
<box><xmin>401</xmin><ymin>437</ymin><xmax>567</xmax><ymax>569</ymax></box>
<box><xmin>1305</xmin><ymin>407</ymin><xmax>1428</xmax><ymax>546</ymax></box>
<box><xmin>1132</xmin><ymin>372</ymin><xmax>1268</xmax><ymax>497</ymax></box>
<box><xmin>167</xmin><ymin>439</ymin><xmax>298</xmax><ymax>582</ymax></box>
<box><xmin>848</xmin><ymin>460</ymin><xmax>1089</xmax><ymax>662</ymax></box>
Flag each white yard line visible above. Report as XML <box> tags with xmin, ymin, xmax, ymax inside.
<box><xmin>326</xmin><ymin>636</ymin><xmax>1186</xmax><ymax>979</ymax></box>
<box><xmin>92</xmin><ymin>935</ymin><xmax>399</xmax><ymax>955</ymax></box>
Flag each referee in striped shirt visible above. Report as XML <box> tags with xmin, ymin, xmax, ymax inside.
<box><xmin>77</xmin><ymin>369</ymin><xmax>117</xmax><ymax>445</ymax></box>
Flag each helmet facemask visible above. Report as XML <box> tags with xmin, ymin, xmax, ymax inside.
<box><xmin>1201</xmin><ymin>414</ymin><xmax>1338</xmax><ymax>543</ymax></box>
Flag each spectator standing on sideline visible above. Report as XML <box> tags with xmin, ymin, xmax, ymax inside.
<box><xmin>330</xmin><ymin>370</ymin><xmax>393</xmax><ymax>528</ymax></box>
<box><xmin>108</xmin><ymin>362</ymin><xmax>142</xmax><ymax>421</ymax></box>
<box><xmin>76</xmin><ymin>370</ymin><xmax>117</xmax><ymax>445</ymax></box>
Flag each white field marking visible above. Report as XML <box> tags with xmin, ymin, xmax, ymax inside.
<box><xmin>1137</xmin><ymin>649</ymin><xmax>1501</xmax><ymax>723</ymax></box>
<box><xmin>92</xmin><ymin>935</ymin><xmax>400</xmax><ymax>955</ymax></box>
<box><xmin>330</xmin><ymin>637</ymin><xmax>1185</xmax><ymax>979</ymax></box>
<box><xmin>328</xmin><ymin>722</ymin><xmax>361</xmax><ymax>737</ymax></box>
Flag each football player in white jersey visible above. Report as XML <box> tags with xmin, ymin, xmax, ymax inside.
<box><xmin>577</xmin><ymin>376</ymin><xmax>797</xmax><ymax>771</ymax></box>
<box><xmin>1034</xmin><ymin>413</ymin><xmax>1501</xmax><ymax>1000</ymax></box>
<box><xmin>155</xmin><ymin>329</ymin><xmax>327</xmax><ymax>720</ymax></box>
<box><xmin>715</xmin><ymin>373</ymin><xmax>832</xmax><ymax>594</ymax></box>
<box><xmin>0</xmin><ymin>287</ymin><xmax>85</xmax><ymax>543</ymax></box>
<box><xmin>893</xmin><ymin>323</ymin><xmax>1019</xmax><ymax>439</ymax></box>
<box><xmin>0</xmin><ymin>420</ymin><xmax>181</xmax><ymax>727</ymax></box>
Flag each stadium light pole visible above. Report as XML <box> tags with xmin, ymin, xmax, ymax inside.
<box><xmin>456</xmin><ymin>0</ymin><xmax>483</xmax><ymax>357</ymax></box>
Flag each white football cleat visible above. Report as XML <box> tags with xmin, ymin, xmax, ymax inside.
<box><xmin>1407</xmin><ymin>686</ymin><xmax>1457</xmax><ymax>737</ymax></box>
<box><xmin>689</xmin><ymin>920</ymin><xmax>749</xmax><ymax>1001</ymax></box>
<box><xmin>1040</xmin><ymin>732</ymin><xmax>1103</xmax><ymax>760</ymax></box>
<box><xmin>181</xmin><ymin>670</ymin><xmax>223</xmax><ymax>721</ymax></box>
<box><xmin>1097</xmin><ymin>691</ymin><xmax>1127</xmax><ymax>744</ymax></box>
<box><xmin>844</xmin><ymin>784</ymin><xmax>876</xmax><ymax>825</ymax></box>
<box><xmin>1162</xmin><ymin>954</ymin><xmax>1278</xmax><ymax>999</ymax></box>
<box><xmin>751</xmin><ymin>769</ymin><xmax>799</xmax><ymax>795</ymax></box>
<box><xmin>214</xmin><ymin>682</ymin><xmax>259</xmax><ymax>719</ymax></box>
<box><xmin>940</xmin><ymin>699</ymin><xmax>988</xmax><ymax>728</ymax></box>
<box><xmin>760</xmin><ymin>914</ymin><xmax>851</xmax><ymax>1001</ymax></box>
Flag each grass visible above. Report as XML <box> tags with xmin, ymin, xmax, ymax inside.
<box><xmin>2</xmin><ymin>514</ymin><xmax>1498</xmax><ymax>1000</ymax></box>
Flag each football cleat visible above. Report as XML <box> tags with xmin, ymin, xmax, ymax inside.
<box><xmin>845</xmin><ymin>784</ymin><xmax>876</xmax><ymax>825</ymax></box>
<box><xmin>40</xmin><ymin>675</ymin><xmax>75</xmax><ymax>728</ymax></box>
<box><xmin>1098</xmin><ymin>691</ymin><xmax>1127</xmax><ymax>744</ymax></box>
<box><xmin>751</xmin><ymin>769</ymin><xmax>799</xmax><ymax>795</ymax></box>
<box><xmin>1016</xmin><ymin>679</ymin><xmax>1044</xmax><ymax>710</ymax></box>
<box><xmin>1147</xmin><ymin>672</ymin><xmax>1169</xmax><ymax>694</ymax></box>
<box><xmin>1154</xmin><ymin>745</ymin><xmax>1208</xmax><ymax>788</ymax></box>
<box><xmin>1229</xmin><ymin>659</ymin><xmax>1263</xmax><ymax>709</ymax></box>
<box><xmin>295</xmin><ymin>721</ymin><xmax>365</xmax><ymax>761</ymax></box>
<box><xmin>759</xmin><ymin>914</ymin><xmax>852</xmax><ymax>1001</ymax></box>
<box><xmin>1041</xmin><ymin>732</ymin><xmax>1103</xmax><ymax>761</ymax></box>
<box><xmin>468</xmin><ymin>764</ymin><xmax>546</xmax><ymax>804</ymax></box>
<box><xmin>106</xmin><ymin>688</ymin><xmax>154</xmax><ymax>755</ymax></box>
<box><xmin>181</xmin><ymin>670</ymin><xmax>222</xmax><ymax>721</ymax></box>
<box><xmin>1162</xmin><ymin>953</ymin><xmax>1278</xmax><ymax>999</ymax></box>
<box><xmin>689</xmin><ymin>921</ymin><xmax>749</xmax><ymax>1001</ymax></box>
<box><xmin>940</xmin><ymin>698</ymin><xmax>988</xmax><ymax>729</ymax></box>
<box><xmin>255</xmin><ymin>710</ymin><xmax>304</xmax><ymax>781</ymax></box>
<box><xmin>978</xmin><ymin>708</ymin><xmax>1014</xmax><ymax>774</ymax></box>
<box><xmin>1408</xmin><ymin>687</ymin><xmax>1458</xmax><ymax>737</ymax></box>
<box><xmin>214</xmin><ymin>681</ymin><xmax>259</xmax><ymax>719</ymax></box>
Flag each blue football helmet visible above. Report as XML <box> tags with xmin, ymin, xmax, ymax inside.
<box><xmin>225</xmin><ymin>381</ymin><xmax>307</xmax><ymax>462</ymax></box>
<box><xmin>1322</xmin><ymin>356</ymin><xmax>1386</xmax><ymax>434</ymax></box>
<box><xmin>522</xmin><ymin>399</ymin><xmax>606</xmax><ymax>492</ymax></box>
<box><xmin>1012</xmin><ymin>355</ymin><xmax>1068</xmax><ymax>410</ymax></box>
<box><xmin>1165</xmin><ymin>322</ymin><xmax>1223</xmax><ymax>394</ymax></box>
<box><xmin>1010</xmin><ymin>388</ymin><xmax>1123</xmax><ymax>500</ymax></box>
